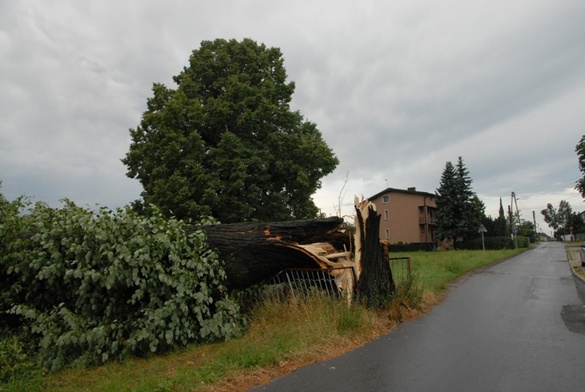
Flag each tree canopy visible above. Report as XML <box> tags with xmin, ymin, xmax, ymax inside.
<box><xmin>541</xmin><ymin>200</ymin><xmax>572</xmax><ymax>232</ymax></box>
<box><xmin>123</xmin><ymin>38</ymin><xmax>338</xmax><ymax>223</ymax></box>
<box><xmin>541</xmin><ymin>200</ymin><xmax>583</xmax><ymax>237</ymax></box>
<box><xmin>435</xmin><ymin>157</ymin><xmax>483</xmax><ymax>244</ymax></box>
<box><xmin>575</xmin><ymin>134</ymin><xmax>585</xmax><ymax>198</ymax></box>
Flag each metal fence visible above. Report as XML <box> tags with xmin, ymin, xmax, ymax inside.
<box><xmin>267</xmin><ymin>266</ymin><xmax>356</xmax><ymax>300</ymax></box>
<box><xmin>265</xmin><ymin>258</ymin><xmax>411</xmax><ymax>301</ymax></box>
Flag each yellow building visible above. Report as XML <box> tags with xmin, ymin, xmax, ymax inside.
<box><xmin>368</xmin><ymin>187</ymin><xmax>437</xmax><ymax>244</ymax></box>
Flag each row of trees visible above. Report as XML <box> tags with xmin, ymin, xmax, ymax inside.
<box><xmin>434</xmin><ymin>157</ymin><xmax>542</xmax><ymax>248</ymax></box>
<box><xmin>434</xmin><ymin>157</ymin><xmax>535</xmax><ymax>247</ymax></box>
<box><xmin>435</xmin><ymin>131</ymin><xmax>585</xmax><ymax>245</ymax></box>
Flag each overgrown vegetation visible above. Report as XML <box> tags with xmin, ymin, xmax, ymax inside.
<box><xmin>1</xmin><ymin>247</ymin><xmax>523</xmax><ymax>391</ymax></box>
<box><xmin>0</xmin><ymin>198</ymin><xmax>243</xmax><ymax>375</ymax></box>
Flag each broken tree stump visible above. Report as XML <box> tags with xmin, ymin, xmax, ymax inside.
<box><xmin>354</xmin><ymin>197</ymin><xmax>395</xmax><ymax>308</ymax></box>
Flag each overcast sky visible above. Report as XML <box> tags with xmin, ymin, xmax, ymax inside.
<box><xmin>1</xmin><ymin>0</ymin><xmax>584</xmax><ymax>234</ymax></box>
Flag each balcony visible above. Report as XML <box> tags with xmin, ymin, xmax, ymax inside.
<box><xmin>419</xmin><ymin>216</ymin><xmax>436</xmax><ymax>225</ymax></box>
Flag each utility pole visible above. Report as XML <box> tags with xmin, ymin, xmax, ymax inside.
<box><xmin>508</xmin><ymin>205</ymin><xmax>513</xmax><ymax>235</ymax></box>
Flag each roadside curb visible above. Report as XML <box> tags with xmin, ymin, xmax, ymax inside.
<box><xmin>565</xmin><ymin>243</ymin><xmax>585</xmax><ymax>284</ymax></box>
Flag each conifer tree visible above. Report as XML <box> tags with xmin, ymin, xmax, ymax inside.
<box><xmin>435</xmin><ymin>157</ymin><xmax>483</xmax><ymax>246</ymax></box>
<box><xmin>492</xmin><ymin>198</ymin><xmax>509</xmax><ymax>236</ymax></box>
<box><xmin>435</xmin><ymin>161</ymin><xmax>459</xmax><ymax>242</ymax></box>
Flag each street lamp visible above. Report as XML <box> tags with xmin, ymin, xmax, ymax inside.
<box><xmin>478</xmin><ymin>224</ymin><xmax>487</xmax><ymax>252</ymax></box>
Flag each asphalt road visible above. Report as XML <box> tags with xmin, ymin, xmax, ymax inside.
<box><xmin>251</xmin><ymin>242</ymin><xmax>585</xmax><ymax>392</ymax></box>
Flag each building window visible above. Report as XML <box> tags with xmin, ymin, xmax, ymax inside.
<box><xmin>385</xmin><ymin>229</ymin><xmax>390</xmax><ymax>240</ymax></box>
<box><xmin>384</xmin><ymin>210</ymin><xmax>389</xmax><ymax>220</ymax></box>
<box><xmin>382</xmin><ymin>195</ymin><xmax>390</xmax><ymax>203</ymax></box>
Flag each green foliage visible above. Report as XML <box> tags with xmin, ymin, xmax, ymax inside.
<box><xmin>516</xmin><ymin>221</ymin><xmax>536</xmax><ymax>238</ymax></box>
<box><xmin>541</xmin><ymin>200</ymin><xmax>570</xmax><ymax>231</ymax></box>
<box><xmin>0</xmin><ymin>336</ymin><xmax>42</xmax><ymax>384</ymax></box>
<box><xmin>457</xmin><ymin>236</ymin><xmax>520</xmax><ymax>250</ymax></box>
<box><xmin>392</xmin><ymin>272</ymin><xmax>423</xmax><ymax>311</ymax></box>
<box><xmin>435</xmin><ymin>157</ymin><xmax>483</xmax><ymax>244</ymax></box>
<box><xmin>541</xmin><ymin>200</ymin><xmax>583</xmax><ymax>237</ymax></box>
<box><xmin>575</xmin><ymin>134</ymin><xmax>585</xmax><ymax>198</ymax></box>
<box><xmin>0</xmin><ymin>180</ymin><xmax>7</xmax><ymax>206</ymax></box>
<box><xmin>24</xmin><ymin>249</ymin><xmax>521</xmax><ymax>392</ymax></box>
<box><xmin>0</xmin><ymin>198</ymin><xmax>242</xmax><ymax>372</ymax></box>
<box><xmin>123</xmin><ymin>38</ymin><xmax>339</xmax><ymax>223</ymax></box>
<box><xmin>393</xmin><ymin>249</ymin><xmax>524</xmax><ymax>293</ymax></box>
<box><xmin>483</xmin><ymin>198</ymin><xmax>509</xmax><ymax>237</ymax></box>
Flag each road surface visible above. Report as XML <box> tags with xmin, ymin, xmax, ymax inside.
<box><xmin>251</xmin><ymin>242</ymin><xmax>585</xmax><ymax>392</ymax></box>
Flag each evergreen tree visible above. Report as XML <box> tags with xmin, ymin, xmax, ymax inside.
<box><xmin>435</xmin><ymin>157</ymin><xmax>483</xmax><ymax>245</ymax></box>
<box><xmin>492</xmin><ymin>198</ymin><xmax>508</xmax><ymax>236</ymax></box>
<box><xmin>435</xmin><ymin>161</ymin><xmax>459</xmax><ymax>242</ymax></box>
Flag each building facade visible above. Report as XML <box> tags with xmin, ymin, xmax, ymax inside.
<box><xmin>368</xmin><ymin>187</ymin><xmax>437</xmax><ymax>244</ymax></box>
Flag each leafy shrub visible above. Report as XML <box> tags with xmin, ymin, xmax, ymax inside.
<box><xmin>0</xmin><ymin>199</ymin><xmax>243</xmax><ymax>371</ymax></box>
<box><xmin>0</xmin><ymin>336</ymin><xmax>41</xmax><ymax>383</ymax></box>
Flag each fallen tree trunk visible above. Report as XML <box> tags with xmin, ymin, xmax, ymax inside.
<box><xmin>200</xmin><ymin>217</ymin><xmax>349</xmax><ymax>289</ymax></box>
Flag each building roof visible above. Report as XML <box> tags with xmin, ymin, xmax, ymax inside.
<box><xmin>368</xmin><ymin>187</ymin><xmax>436</xmax><ymax>201</ymax></box>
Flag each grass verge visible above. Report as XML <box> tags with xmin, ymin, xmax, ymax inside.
<box><xmin>565</xmin><ymin>242</ymin><xmax>585</xmax><ymax>280</ymax></box>
<box><xmin>2</xmin><ymin>248</ymin><xmax>525</xmax><ymax>392</ymax></box>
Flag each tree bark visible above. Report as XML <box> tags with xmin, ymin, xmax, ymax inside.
<box><xmin>200</xmin><ymin>217</ymin><xmax>349</xmax><ymax>289</ymax></box>
<box><xmin>354</xmin><ymin>200</ymin><xmax>395</xmax><ymax>308</ymax></box>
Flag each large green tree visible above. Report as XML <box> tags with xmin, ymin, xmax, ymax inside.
<box><xmin>435</xmin><ymin>157</ymin><xmax>483</xmax><ymax>244</ymax></box>
<box><xmin>541</xmin><ymin>200</ymin><xmax>583</xmax><ymax>237</ymax></box>
<box><xmin>541</xmin><ymin>200</ymin><xmax>571</xmax><ymax>232</ymax></box>
<box><xmin>576</xmin><ymin>134</ymin><xmax>585</xmax><ymax>198</ymax></box>
<box><xmin>123</xmin><ymin>38</ymin><xmax>338</xmax><ymax>223</ymax></box>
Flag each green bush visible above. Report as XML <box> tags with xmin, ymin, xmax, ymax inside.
<box><xmin>0</xmin><ymin>336</ymin><xmax>40</xmax><ymax>383</ymax></box>
<box><xmin>0</xmin><ymin>199</ymin><xmax>243</xmax><ymax>372</ymax></box>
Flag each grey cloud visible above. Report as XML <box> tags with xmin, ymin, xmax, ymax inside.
<box><xmin>1</xmin><ymin>0</ymin><xmax>583</xmax><ymax>233</ymax></box>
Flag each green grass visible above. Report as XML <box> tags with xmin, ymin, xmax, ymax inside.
<box><xmin>392</xmin><ymin>249</ymin><xmax>524</xmax><ymax>293</ymax></box>
<box><xmin>1</xmin><ymin>248</ymin><xmax>525</xmax><ymax>392</ymax></box>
